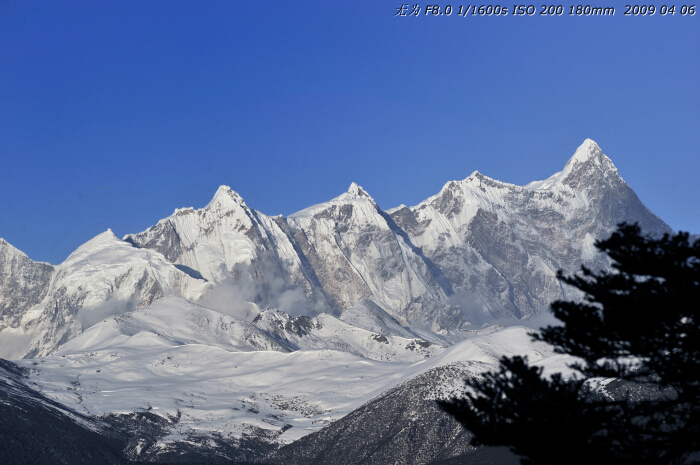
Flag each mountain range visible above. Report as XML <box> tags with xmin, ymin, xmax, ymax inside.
<box><xmin>0</xmin><ymin>140</ymin><xmax>675</xmax><ymax>463</ymax></box>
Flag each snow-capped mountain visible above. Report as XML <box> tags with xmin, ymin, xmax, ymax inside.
<box><xmin>3</xmin><ymin>231</ymin><xmax>210</xmax><ymax>359</ymax></box>
<box><xmin>0</xmin><ymin>140</ymin><xmax>679</xmax><ymax>463</ymax></box>
<box><xmin>389</xmin><ymin>139</ymin><xmax>671</xmax><ymax>321</ymax></box>
<box><xmin>0</xmin><ymin>140</ymin><xmax>672</xmax><ymax>360</ymax></box>
<box><xmin>123</xmin><ymin>185</ymin><xmax>310</xmax><ymax>296</ymax></box>
<box><xmin>123</xmin><ymin>181</ymin><xmax>459</xmax><ymax>332</ymax></box>
<box><xmin>284</xmin><ymin>182</ymin><xmax>458</xmax><ymax>329</ymax></box>
<box><xmin>123</xmin><ymin>139</ymin><xmax>670</xmax><ymax>331</ymax></box>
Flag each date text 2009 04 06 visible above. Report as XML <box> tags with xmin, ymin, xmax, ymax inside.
<box><xmin>394</xmin><ymin>4</ymin><xmax>696</xmax><ymax>17</ymax></box>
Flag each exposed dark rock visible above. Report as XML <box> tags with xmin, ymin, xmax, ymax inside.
<box><xmin>264</xmin><ymin>362</ymin><xmax>519</xmax><ymax>465</ymax></box>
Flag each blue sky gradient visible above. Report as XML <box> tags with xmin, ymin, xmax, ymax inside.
<box><xmin>1</xmin><ymin>1</ymin><xmax>698</xmax><ymax>264</ymax></box>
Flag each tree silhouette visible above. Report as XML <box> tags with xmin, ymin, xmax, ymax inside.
<box><xmin>440</xmin><ymin>223</ymin><xmax>700</xmax><ymax>465</ymax></box>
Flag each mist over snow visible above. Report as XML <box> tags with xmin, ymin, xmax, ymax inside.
<box><xmin>447</xmin><ymin>291</ymin><xmax>496</xmax><ymax>326</ymax></box>
<box><xmin>194</xmin><ymin>277</ymin><xmax>262</xmax><ymax>322</ymax></box>
<box><xmin>447</xmin><ymin>290</ymin><xmax>564</xmax><ymax>331</ymax></box>
<box><xmin>485</xmin><ymin>309</ymin><xmax>564</xmax><ymax>331</ymax></box>
<box><xmin>194</xmin><ymin>262</ymin><xmax>332</xmax><ymax>322</ymax></box>
<box><xmin>276</xmin><ymin>287</ymin><xmax>324</xmax><ymax>316</ymax></box>
<box><xmin>0</xmin><ymin>330</ymin><xmax>33</xmax><ymax>360</ymax></box>
<box><xmin>75</xmin><ymin>296</ymin><xmax>139</xmax><ymax>330</ymax></box>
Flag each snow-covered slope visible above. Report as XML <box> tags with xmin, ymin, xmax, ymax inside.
<box><xmin>265</xmin><ymin>328</ymin><xmax>564</xmax><ymax>465</ymax></box>
<box><xmin>264</xmin><ymin>363</ymin><xmax>520</xmax><ymax>465</ymax></box>
<box><xmin>0</xmin><ymin>359</ymin><xmax>129</xmax><ymax>464</ymax></box>
<box><xmin>339</xmin><ymin>299</ymin><xmax>420</xmax><ymax>339</ymax></box>
<box><xmin>59</xmin><ymin>296</ymin><xmax>294</xmax><ymax>354</ymax></box>
<box><xmin>15</xmin><ymin>231</ymin><xmax>209</xmax><ymax>358</ymax></box>
<box><xmin>18</xmin><ymin>319</ymin><xmax>566</xmax><ymax>462</ymax></box>
<box><xmin>253</xmin><ymin>306</ymin><xmax>443</xmax><ymax>362</ymax></box>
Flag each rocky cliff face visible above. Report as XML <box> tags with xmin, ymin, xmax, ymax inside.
<box><xmin>284</xmin><ymin>183</ymin><xmax>459</xmax><ymax>330</ymax></box>
<box><xmin>0</xmin><ymin>239</ymin><xmax>54</xmax><ymax>332</ymax></box>
<box><xmin>124</xmin><ymin>182</ymin><xmax>461</xmax><ymax>331</ymax></box>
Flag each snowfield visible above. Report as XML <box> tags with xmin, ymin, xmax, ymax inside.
<box><xmin>18</xmin><ymin>296</ymin><xmax>564</xmax><ymax>452</ymax></box>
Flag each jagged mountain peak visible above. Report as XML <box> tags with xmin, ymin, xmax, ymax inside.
<box><xmin>337</xmin><ymin>182</ymin><xmax>376</xmax><ymax>203</ymax></box>
<box><xmin>289</xmin><ymin>183</ymin><xmax>378</xmax><ymax>220</ymax></box>
<box><xmin>573</xmin><ymin>138</ymin><xmax>602</xmax><ymax>157</ymax></box>
<box><xmin>430</xmin><ymin>139</ymin><xmax>616</xmax><ymax>198</ymax></box>
<box><xmin>0</xmin><ymin>237</ymin><xmax>55</xmax><ymax>348</ymax></box>
<box><xmin>348</xmin><ymin>182</ymin><xmax>370</xmax><ymax>197</ymax></box>
<box><xmin>413</xmin><ymin>170</ymin><xmax>514</xmax><ymax>217</ymax></box>
<box><xmin>463</xmin><ymin>170</ymin><xmax>513</xmax><ymax>188</ymax></box>
<box><xmin>97</xmin><ymin>228</ymin><xmax>119</xmax><ymax>240</ymax></box>
<box><xmin>525</xmin><ymin>139</ymin><xmax>620</xmax><ymax>191</ymax></box>
<box><xmin>562</xmin><ymin>138</ymin><xmax>614</xmax><ymax>173</ymax></box>
<box><xmin>205</xmin><ymin>185</ymin><xmax>248</xmax><ymax>211</ymax></box>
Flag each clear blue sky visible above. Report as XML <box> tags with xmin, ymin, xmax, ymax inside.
<box><xmin>1</xmin><ymin>1</ymin><xmax>698</xmax><ymax>264</ymax></box>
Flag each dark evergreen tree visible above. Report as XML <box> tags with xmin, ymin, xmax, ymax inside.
<box><xmin>440</xmin><ymin>223</ymin><xmax>700</xmax><ymax>465</ymax></box>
